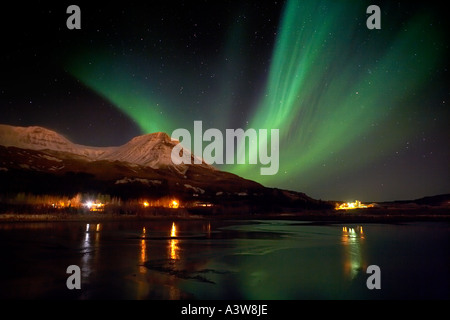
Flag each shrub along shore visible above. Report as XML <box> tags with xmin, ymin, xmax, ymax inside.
<box><xmin>0</xmin><ymin>206</ymin><xmax>448</xmax><ymax>223</ymax></box>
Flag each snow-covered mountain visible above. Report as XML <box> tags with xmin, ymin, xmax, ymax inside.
<box><xmin>0</xmin><ymin>124</ymin><xmax>113</xmax><ymax>159</ymax></box>
<box><xmin>0</xmin><ymin>124</ymin><xmax>330</xmax><ymax>211</ymax></box>
<box><xmin>0</xmin><ymin>124</ymin><xmax>211</xmax><ymax>173</ymax></box>
<box><xmin>0</xmin><ymin>124</ymin><xmax>266</xmax><ymax>202</ymax></box>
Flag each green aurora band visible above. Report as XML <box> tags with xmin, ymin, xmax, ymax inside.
<box><xmin>67</xmin><ymin>0</ymin><xmax>445</xmax><ymax>199</ymax></box>
<box><xmin>226</xmin><ymin>0</ymin><xmax>445</xmax><ymax>195</ymax></box>
<box><xmin>67</xmin><ymin>51</ymin><xmax>174</xmax><ymax>134</ymax></box>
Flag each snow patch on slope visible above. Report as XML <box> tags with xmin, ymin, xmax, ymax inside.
<box><xmin>115</xmin><ymin>177</ymin><xmax>162</xmax><ymax>185</ymax></box>
<box><xmin>184</xmin><ymin>184</ymin><xmax>205</xmax><ymax>194</ymax></box>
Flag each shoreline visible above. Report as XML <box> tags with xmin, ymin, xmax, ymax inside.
<box><xmin>1</xmin><ymin>209</ymin><xmax>449</xmax><ymax>224</ymax></box>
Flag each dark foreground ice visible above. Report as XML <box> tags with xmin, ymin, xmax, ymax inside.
<box><xmin>0</xmin><ymin>219</ymin><xmax>448</xmax><ymax>299</ymax></box>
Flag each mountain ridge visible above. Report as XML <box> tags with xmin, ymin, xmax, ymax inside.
<box><xmin>0</xmin><ymin>124</ymin><xmax>212</xmax><ymax>174</ymax></box>
<box><xmin>0</xmin><ymin>124</ymin><xmax>330</xmax><ymax>212</ymax></box>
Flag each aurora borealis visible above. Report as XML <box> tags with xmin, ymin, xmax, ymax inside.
<box><xmin>227</xmin><ymin>0</ymin><xmax>449</xmax><ymax>201</ymax></box>
<box><xmin>1</xmin><ymin>0</ymin><xmax>448</xmax><ymax>201</ymax></box>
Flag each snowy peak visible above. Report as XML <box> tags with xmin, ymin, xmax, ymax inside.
<box><xmin>0</xmin><ymin>124</ymin><xmax>213</xmax><ymax>172</ymax></box>
<box><xmin>100</xmin><ymin>132</ymin><xmax>176</xmax><ymax>168</ymax></box>
<box><xmin>128</xmin><ymin>132</ymin><xmax>172</xmax><ymax>144</ymax></box>
<box><xmin>100</xmin><ymin>131</ymin><xmax>213</xmax><ymax>172</ymax></box>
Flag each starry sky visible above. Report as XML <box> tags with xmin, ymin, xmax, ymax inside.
<box><xmin>1</xmin><ymin>0</ymin><xmax>449</xmax><ymax>202</ymax></box>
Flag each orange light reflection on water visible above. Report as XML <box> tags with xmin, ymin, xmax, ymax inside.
<box><xmin>341</xmin><ymin>225</ymin><xmax>366</xmax><ymax>280</ymax></box>
<box><xmin>169</xmin><ymin>222</ymin><xmax>179</xmax><ymax>260</ymax></box>
<box><xmin>140</xmin><ymin>227</ymin><xmax>147</xmax><ymax>273</ymax></box>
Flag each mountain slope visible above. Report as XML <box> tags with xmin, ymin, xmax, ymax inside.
<box><xmin>0</xmin><ymin>124</ymin><xmax>264</xmax><ymax>197</ymax></box>
<box><xmin>0</xmin><ymin>124</ymin><xmax>111</xmax><ymax>159</ymax></box>
<box><xmin>0</xmin><ymin>124</ymin><xmax>331</xmax><ymax>211</ymax></box>
<box><xmin>0</xmin><ymin>124</ymin><xmax>211</xmax><ymax>173</ymax></box>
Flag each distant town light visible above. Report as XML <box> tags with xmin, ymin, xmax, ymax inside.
<box><xmin>84</xmin><ymin>200</ymin><xmax>105</xmax><ymax>212</ymax></box>
<box><xmin>170</xmin><ymin>200</ymin><xmax>179</xmax><ymax>209</ymax></box>
<box><xmin>336</xmin><ymin>200</ymin><xmax>373</xmax><ymax>210</ymax></box>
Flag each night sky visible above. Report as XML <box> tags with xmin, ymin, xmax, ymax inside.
<box><xmin>1</xmin><ymin>0</ymin><xmax>448</xmax><ymax>202</ymax></box>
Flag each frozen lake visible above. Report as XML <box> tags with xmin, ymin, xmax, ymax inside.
<box><xmin>0</xmin><ymin>219</ymin><xmax>448</xmax><ymax>299</ymax></box>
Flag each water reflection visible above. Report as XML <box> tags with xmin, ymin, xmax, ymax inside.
<box><xmin>171</xmin><ymin>222</ymin><xmax>177</xmax><ymax>238</ymax></box>
<box><xmin>341</xmin><ymin>226</ymin><xmax>367</xmax><ymax>279</ymax></box>
<box><xmin>1</xmin><ymin>220</ymin><xmax>447</xmax><ymax>299</ymax></box>
<box><xmin>169</xmin><ymin>222</ymin><xmax>179</xmax><ymax>260</ymax></box>
<box><xmin>140</xmin><ymin>227</ymin><xmax>147</xmax><ymax>273</ymax></box>
<box><xmin>205</xmin><ymin>222</ymin><xmax>211</xmax><ymax>238</ymax></box>
<box><xmin>81</xmin><ymin>223</ymin><xmax>101</xmax><ymax>284</ymax></box>
<box><xmin>167</xmin><ymin>220</ymin><xmax>182</xmax><ymax>300</ymax></box>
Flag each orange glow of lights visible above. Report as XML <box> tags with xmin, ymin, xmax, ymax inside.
<box><xmin>143</xmin><ymin>201</ymin><xmax>149</xmax><ymax>208</ymax></box>
<box><xmin>169</xmin><ymin>200</ymin><xmax>179</xmax><ymax>209</ymax></box>
<box><xmin>336</xmin><ymin>200</ymin><xmax>368</xmax><ymax>210</ymax></box>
